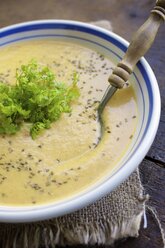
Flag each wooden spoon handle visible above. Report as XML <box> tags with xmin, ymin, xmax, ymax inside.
<box><xmin>109</xmin><ymin>0</ymin><xmax>165</xmax><ymax>89</ymax></box>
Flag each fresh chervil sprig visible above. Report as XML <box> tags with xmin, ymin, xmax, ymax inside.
<box><xmin>0</xmin><ymin>60</ymin><xmax>80</xmax><ymax>139</ymax></box>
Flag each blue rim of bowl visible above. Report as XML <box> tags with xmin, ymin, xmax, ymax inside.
<box><xmin>0</xmin><ymin>20</ymin><xmax>161</xmax><ymax>222</ymax></box>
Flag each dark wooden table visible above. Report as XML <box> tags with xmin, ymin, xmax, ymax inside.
<box><xmin>0</xmin><ymin>0</ymin><xmax>165</xmax><ymax>247</ymax></box>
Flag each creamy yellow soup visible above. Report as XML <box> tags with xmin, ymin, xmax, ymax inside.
<box><xmin>0</xmin><ymin>40</ymin><xmax>137</xmax><ymax>206</ymax></box>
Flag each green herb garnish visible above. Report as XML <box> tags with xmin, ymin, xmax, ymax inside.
<box><xmin>0</xmin><ymin>60</ymin><xmax>79</xmax><ymax>139</ymax></box>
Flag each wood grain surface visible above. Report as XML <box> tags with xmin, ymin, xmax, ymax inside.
<box><xmin>0</xmin><ymin>0</ymin><xmax>165</xmax><ymax>247</ymax></box>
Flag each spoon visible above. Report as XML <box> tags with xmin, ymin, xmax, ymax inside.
<box><xmin>98</xmin><ymin>0</ymin><xmax>165</xmax><ymax>135</ymax></box>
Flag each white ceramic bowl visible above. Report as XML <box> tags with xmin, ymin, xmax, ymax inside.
<box><xmin>0</xmin><ymin>20</ymin><xmax>160</xmax><ymax>223</ymax></box>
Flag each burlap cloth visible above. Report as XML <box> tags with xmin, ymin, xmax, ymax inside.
<box><xmin>0</xmin><ymin>21</ymin><xmax>148</xmax><ymax>248</ymax></box>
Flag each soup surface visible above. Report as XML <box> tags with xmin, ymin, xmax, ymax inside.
<box><xmin>0</xmin><ymin>40</ymin><xmax>137</xmax><ymax>206</ymax></box>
